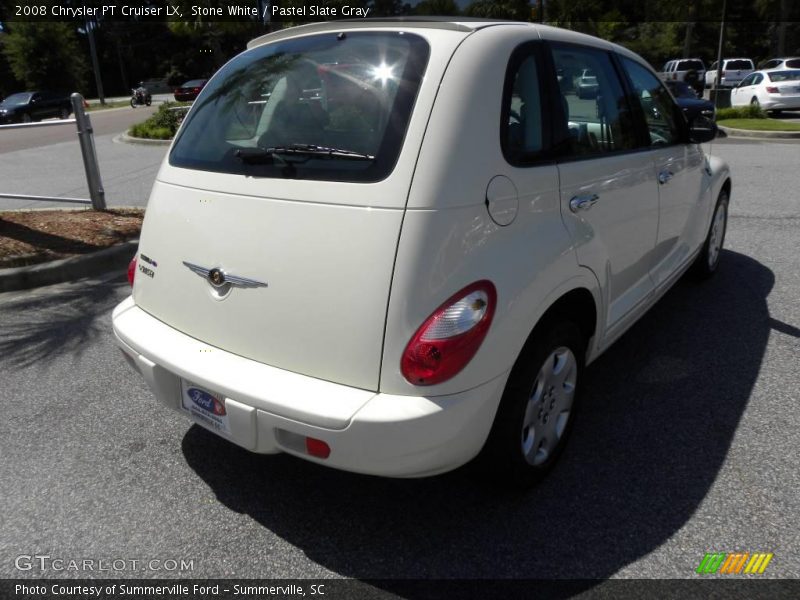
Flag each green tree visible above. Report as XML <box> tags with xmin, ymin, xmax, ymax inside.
<box><xmin>413</xmin><ymin>0</ymin><xmax>460</xmax><ymax>16</ymax></box>
<box><xmin>464</xmin><ymin>0</ymin><xmax>531</xmax><ymax>20</ymax></box>
<box><xmin>2</xmin><ymin>22</ymin><xmax>88</xmax><ymax>92</ymax></box>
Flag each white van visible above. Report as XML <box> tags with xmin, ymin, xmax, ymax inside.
<box><xmin>113</xmin><ymin>20</ymin><xmax>730</xmax><ymax>488</ymax></box>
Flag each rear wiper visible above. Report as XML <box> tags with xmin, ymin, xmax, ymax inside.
<box><xmin>235</xmin><ymin>144</ymin><xmax>374</xmax><ymax>164</ymax></box>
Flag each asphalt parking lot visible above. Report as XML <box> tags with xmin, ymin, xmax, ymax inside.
<box><xmin>1</xmin><ymin>136</ymin><xmax>798</xmax><ymax>588</ymax></box>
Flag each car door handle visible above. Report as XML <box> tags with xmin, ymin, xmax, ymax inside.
<box><xmin>658</xmin><ymin>170</ymin><xmax>674</xmax><ymax>184</ymax></box>
<box><xmin>569</xmin><ymin>194</ymin><xmax>599</xmax><ymax>213</ymax></box>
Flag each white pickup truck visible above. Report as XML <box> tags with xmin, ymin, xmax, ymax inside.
<box><xmin>705</xmin><ymin>58</ymin><xmax>755</xmax><ymax>88</ymax></box>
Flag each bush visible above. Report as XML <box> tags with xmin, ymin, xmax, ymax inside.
<box><xmin>716</xmin><ymin>105</ymin><xmax>766</xmax><ymax>120</ymax></box>
<box><xmin>128</xmin><ymin>102</ymin><xmax>191</xmax><ymax>139</ymax></box>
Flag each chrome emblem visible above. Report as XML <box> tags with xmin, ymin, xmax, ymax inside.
<box><xmin>182</xmin><ymin>261</ymin><xmax>267</xmax><ymax>289</ymax></box>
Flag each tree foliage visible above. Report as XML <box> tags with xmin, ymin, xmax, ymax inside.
<box><xmin>1</xmin><ymin>22</ymin><xmax>88</xmax><ymax>92</ymax></box>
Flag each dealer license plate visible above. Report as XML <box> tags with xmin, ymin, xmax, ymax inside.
<box><xmin>180</xmin><ymin>380</ymin><xmax>230</xmax><ymax>434</ymax></box>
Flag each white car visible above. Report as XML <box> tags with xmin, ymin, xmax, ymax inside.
<box><xmin>759</xmin><ymin>57</ymin><xmax>800</xmax><ymax>71</ymax></box>
<box><xmin>113</xmin><ymin>20</ymin><xmax>730</xmax><ymax>488</ymax></box>
<box><xmin>731</xmin><ymin>69</ymin><xmax>800</xmax><ymax>115</ymax></box>
<box><xmin>705</xmin><ymin>58</ymin><xmax>755</xmax><ymax>88</ymax></box>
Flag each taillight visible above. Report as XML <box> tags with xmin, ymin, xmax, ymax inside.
<box><xmin>766</xmin><ymin>86</ymin><xmax>779</xmax><ymax>93</ymax></box>
<box><xmin>401</xmin><ymin>280</ymin><xmax>497</xmax><ymax>386</ymax></box>
<box><xmin>127</xmin><ymin>256</ymin><xmax>137</xmax><ymax>287</ymax></box>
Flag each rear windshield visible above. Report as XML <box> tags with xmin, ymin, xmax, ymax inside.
<box><xmin>182</xmin><ymin>79</ymin><xmax>206</xmax><ymax>87</ymax></box>
<box><xmin>170</xmin><ymin>32</ymin><xmax>430</xmax><ymax>183</ymax></box>
<box><xmin>725</xmin><ymin>60</ymin><xmax>753</xmax><ymax>70</ymax></box>
<box><xmin>678</xmin><ymin>60</ymin><xmax>704</xmax><ymax>71</ymax></box>
<box><xmin>786</xmin><ymin>59</ymin><xmax>800</xmax><ymax>69</ymax></box>
<box><xmin>768</xmin><ymin>70</ymin><xmax>800</xmax><ymax>82</ymax></box>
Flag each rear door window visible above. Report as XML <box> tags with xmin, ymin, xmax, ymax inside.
<box><xmin>170</xmin><ymin>32</ymin><xmax>429</xmax><ymax>183</ymax></box>
<box><xmin>550</xmin><ymin>44</ymin><xmax>639</xmax><ymax>158</ymax></box>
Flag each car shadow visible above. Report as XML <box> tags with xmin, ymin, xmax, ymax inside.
<box><xmin>182</xmin><ymin>249</ymin><xmax>773</xmax><ymax>587</ymax></box>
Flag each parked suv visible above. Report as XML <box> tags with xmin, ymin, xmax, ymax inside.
<box><xmin>660</xmin><ymin>58</ymin><xmax>706</xmax><ymax>94</ymax></box>
<box><xmin>705</xmin><ymin>58</ymin><xmax>755</xmax><ymax>88</ymax></box>
<box><xmin>0</xmin><ymin>91</ymin><xmax>72</xmax><ymax>124</ymax></box>
<box><xmin>113</xmin><ymin>20</ymin><xmax>730</xmax><ymax>488</ymax></box>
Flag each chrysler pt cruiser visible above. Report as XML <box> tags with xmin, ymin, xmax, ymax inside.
<box><xmin>113</xmin><ymin>19</ymin><xmax>730</xmax><ymax>487</ymax></box>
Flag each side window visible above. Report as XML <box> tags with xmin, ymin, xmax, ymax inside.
<box><xmin>501</xmin><ymin>44</ymin><xmax>547</xmax><ymax>165</ymax></box>
<box><xmin>753</xmin><ymin>74</ymin><xmax>763</xmax><ymax>85</ymax></box>
<box><xmin>740</xmin><ymin>73</ymin><xmax>756</xmax><ymax>87</ymax></box>
<box><xmin>621</xmin><ymin>57</ymin><xmax>683</xmax><ymax>147</ymax></box>
<box><xmin>550</xmin><ymin>44</ymin><xmax>638</xmax><ymax>158</ymax></box>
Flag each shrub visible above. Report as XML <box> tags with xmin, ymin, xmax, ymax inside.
<box><xmin>716</xmin><ymin>105</ymin><xmax>766</xmax><ymax>120</ymax></box>
<box><xmin>128</xmin><ymin>102</ymin><xmax>191</xmax><ymax>139</ymax></box>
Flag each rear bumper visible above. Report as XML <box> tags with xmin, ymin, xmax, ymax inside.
<box><xmin>762</xmin><ymin>97</ymin><xmax>800</xmax><ymax>110</ymax></box>
<box><xmin>112</xmin><ymin>296</ymin><xmax>506</xmax><ymax>478</ymax></box>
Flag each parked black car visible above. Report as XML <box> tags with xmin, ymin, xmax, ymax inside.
<box><xmin>665</xmin><ymin>81</ymin><xmax>716</xmax><ymax>121</ymax></box>
<box><xmin>0</xmin><ymin>91</ymin><xmax>73</xmax><ymax>124</ymax></box>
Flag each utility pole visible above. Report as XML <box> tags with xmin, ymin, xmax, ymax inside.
<box><xmin>85</xmin><ymin>19</ymin><xmax>106</xmax><ymax>105</ymax></box>
<box><xmin>713</xmin><ymin>0</ymin><xmax>727</xmax><ymax>108</ymax></box>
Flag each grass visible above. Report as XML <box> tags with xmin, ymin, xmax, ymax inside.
<box><xmin>717</xmin><ymin>118</ymin><xmax>800</xmax><ymax>131</ymax></box>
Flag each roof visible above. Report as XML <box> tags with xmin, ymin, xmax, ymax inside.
<box><xmin>247</xmin><ymin>18</ymin><xmax>531</xmax><ymax>49</ymax></box>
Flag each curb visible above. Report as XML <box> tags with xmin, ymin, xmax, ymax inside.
<box><xmin>0</xmin><ymin>239</ymin><xmax>138</xmax><ymax>293</ymax></box>
<box><xmin>717</xmin><ymin>125</ymin><xmax>800</xmax><ymax>140</ymax></box>
<box><xmin>114</xmin><ymin>132</ymin><xmax>172</xmax><ymax>146</ymax></box>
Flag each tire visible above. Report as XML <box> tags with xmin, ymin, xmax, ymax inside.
<box><xmin>688</xmin><ymin>189</ymin><xmax>729</xmax><ymax>280</ymax></box>
<box><xmin>480</xmin><ymin>320</ymin><xmax>585</xmax><ymax>489</ymax></box>
<box><xmin>22</xmin><ymin>113</ymin><xmax>32</xmax><ymax>123</ymax></box>
<box><xmin>769</xmin><ymin>110</ymin><xmax>781</xmax><ymax>117</ymax></box>
<box><xmin>751</xmin><ymin>97</ymin><xmax>760</xmax><ymax>107</ymax></box>
<box><xmin>146</xmin><ymin>98</ymin><xmax>152</xmax><ymax>106</ymax></box>
<box><xmin>130</xmin><ymin>98</ymin><xmax>137</xmax><ymax>108</ymax></box>
<box><xmin>59</xmin><ymin>108</ymin><xmax>70</xmax><ymax>119</ymax></box>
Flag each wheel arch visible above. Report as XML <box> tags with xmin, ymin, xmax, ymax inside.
<box><xmin>515</xmin><ymin>281</ymin><xmax>602</xmax><ymax>369</ymax></box>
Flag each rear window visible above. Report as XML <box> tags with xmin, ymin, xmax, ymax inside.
<box><xmin>768</xmin><ymin>70</ymin><xmax>800</xmax><ymax>82</ymax></box>
<box><xmin>170</xmin><ymin>32</ymin><xmax>429</xmax><ymax>183</ymax></box>
<box><xmin>677</xmin><ymin>60</ymin><xmax>704</xmax><ymax>71</ymax></box>
<box><xmin>786</xmin><ymin>59</ymin><xmax>800</xmax><ymax>69</ymax></box>
<box><xmin>182</xmin><ymin>79</ymin><xmax>206</xmax><ymax>87</ymax></box>
<box><xmin>725</xmin><ymin>60</ymin><xmax>753</xmax><ymax>70</ymax></box>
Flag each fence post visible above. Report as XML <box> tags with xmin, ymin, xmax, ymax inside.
<box><xmin>71</xmin><ymin>93</ymin><xmax>106</xmax><ymax>210</ymax></box>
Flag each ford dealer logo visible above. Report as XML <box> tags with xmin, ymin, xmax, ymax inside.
<box><xmin>188</xmin><ymin>388</ymin><xmax>226</xmax><ymax>416</ymax></box>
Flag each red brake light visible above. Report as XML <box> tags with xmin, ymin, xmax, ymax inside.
<box><xmin>401</xmin><ymin>281</ymin><xmax>497</xmax><ymax>386</ymax></box>
<box><xmin>766</xmin><ymin>86</ymin><xmax>779</xmax><ymax>93</ymax></box>
<box><xmin>127</xmin><ymin>256</ymin><xmax>137</xmax><ymax>287</ymax></box>
<box><xmin>305</xmin><ymin>437</ymin><xmax>331</xmax><ymax>459</ymax></box>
